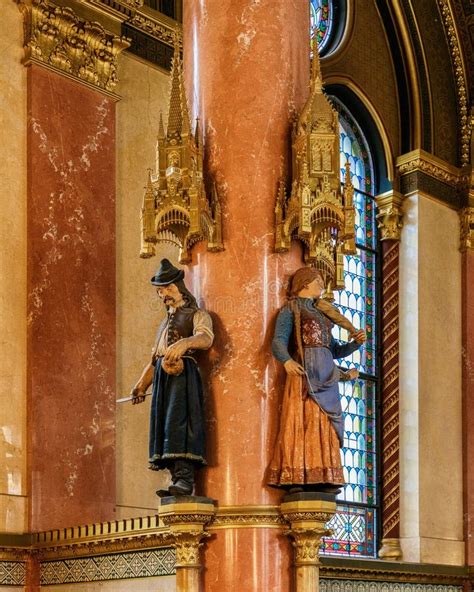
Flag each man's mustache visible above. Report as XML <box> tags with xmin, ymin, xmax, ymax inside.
<box><xmin>163</xmin><ymin>295</ymin><xmax>177</xmax><ymax>304</ymax></box>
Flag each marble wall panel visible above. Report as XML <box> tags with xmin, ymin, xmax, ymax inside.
<box><xmin>27</xmin><ymin>65</ymin><xmax>116</xmax><ymax>531</ymax></box>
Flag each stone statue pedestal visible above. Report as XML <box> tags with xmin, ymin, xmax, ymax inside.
<box><xmin>281</xmin><ymin>492</ymin><xmax>337</xmax><ymax>592</ymax></box>
<box><xmin>159</xmin><ymin>496</ymin><xmax>216</xmax><ymax>592</ymax></box>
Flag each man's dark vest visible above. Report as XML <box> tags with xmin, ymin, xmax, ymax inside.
<box><xmin>166</xmin><ymin>307</ymin><xmax>196</xmax><ymax>346</ymax></box>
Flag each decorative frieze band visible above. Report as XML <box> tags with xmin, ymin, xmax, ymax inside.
<box><xmin>17</xmin><ymin>0</ymin><xmax>130</xmax><ymax>93</ymax></box>
<box><xmin>396</xmin><ymin>149</ymin><xmax>468</xmax><ymax>208</ymax></box>
<box><xmin>41</xmin><ymin>548</ymin><xmax>175</xmax><ymax>586</ymax></box>
<box><xmin>396</xmin><ymin>149</ymin><xmax>466</xmax><ymax>187</ymax></box>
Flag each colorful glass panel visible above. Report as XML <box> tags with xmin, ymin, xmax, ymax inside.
<box><xmin>310</xmin><ymin>0</ymin><xmax>333</xmax><ymax>52</ymax></box>
<box><xmin>321</xmin><ymin>101</ymin><xmax>378</xmax><ymax>558</ymax></box>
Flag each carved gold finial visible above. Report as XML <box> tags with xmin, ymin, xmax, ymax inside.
<box><xmin>140</xmin><ymin>42</ymin><xmax>223</xmax><ymax>263</ymax></box>
<box><xmin>17</xmin><ymin>0</ymin><xmax>129</xmax><ymax>94</ymax></box>
<box><xmin>460</xmin><ymin>207</ymin><xmax>474</xmax><ymax>251</ymax></box>
<box><xmin>375</xmin><ymin>190</ymin><xmax>404</xmax><ymax>242</ymax></box>
<box><xmin>274</xmin><ymin>40</ymin><xmax>356</xmax><ymax>291</ymax></box>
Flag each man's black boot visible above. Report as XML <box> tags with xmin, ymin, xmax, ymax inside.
<box><xmin>169</xmin><ymin>459</ymin><xmax>195</xmax><ymax>496</ymax></box>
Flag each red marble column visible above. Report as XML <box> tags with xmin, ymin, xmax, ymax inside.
<box><xmin>462</xmin><ymin>247</ymin><xmax>474</xmax><ymax>564</ymax></box>
<box><xmin>184</xmin><ymin>2</ymin><xmax>308</xmax><ymax>590</ymax></box>
<box><xmin>27</xmin><ymin>65</ymin><xmax>116</xmax><ymax>531</ymax></box>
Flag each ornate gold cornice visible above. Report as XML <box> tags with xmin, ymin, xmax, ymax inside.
<box><xmin>396</xmin><ymin>149</ymin><xmax>467</xmax><ymax>187</ymax></box>
<box><xmin>17</xmin><ymin>0</ymin><xmax>130</xmax><ymax>94</ymax></box>
<box><xmin>437</xmin><ymin>0</ymin><xmax>470</xmax><ymax>166</ymax></box>
<box><xmin>460</xmin><ymin>206</ymin><xmax>474</xmax><ymax>251</ymax></box>
<box><xmin>375</xmin><ymin>190</ymin><xmax>405</xmax><ymax>242</ymax></box>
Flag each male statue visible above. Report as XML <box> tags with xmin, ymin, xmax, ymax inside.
<box><xmin>131</xmin><ymin>259</ymin><xmax>213</xmax><ymax>496</ymax></box>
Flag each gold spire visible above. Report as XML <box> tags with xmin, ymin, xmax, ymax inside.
<box><xmin>140</xmin><ymin>38</ymin><xmax>223</xmax><ymax>263</ymax></box>
<box><xmin>167</xmin><ymin>43</ymin><xmax>183</xmax><ymax>136</ymax></box>
<box><xmin>274</xmin><ymin>34</ymin><xmax>356</xmax><ymax>290</ymax></box>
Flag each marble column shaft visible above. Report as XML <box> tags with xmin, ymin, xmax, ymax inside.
<box><xmin>27</xmin><ymin>64</ymin><xmax>116</xmax><ymax>531</ymax></box>
<box><xmin>184</xmin><ymin>1</ymin><xmax>309</xmax><ymax>590</ymax></box>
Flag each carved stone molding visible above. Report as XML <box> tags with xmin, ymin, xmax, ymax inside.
<box><xmin>17</xmin><ymin>0</ymin><xmax>130</xmax><ymax>94</ymax></box>
<box><xmin>460</xmin><ymin>207</ymin><xmax>474</xmax><ymax>251</ymax></box>
<box><xmin>210</xmin><ymin>505</ymin><xmax>285</xmax><ymax>530</ymax></box>
<box><xmin>396</xmin><ymin>149</ymin><xmax>467</xmax><ymax>188</ymax></box>
<box><xmin>375</xmin><ymin>190</ymin><xmax>405</xmax><ymax>242</ymax></box>
<box><xmin>437</xmin><ymin>0</ymin><xmax>470</xmax><ymax>166</ymax></box>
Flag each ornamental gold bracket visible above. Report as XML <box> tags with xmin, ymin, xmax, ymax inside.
<box><xmin>140</xmin><ymin>41</ymin><xmax>223</xmax><ymax>264</ymax></box>
<box><xmin>274</xmin><ymin>40</ymin><xmax>356</xmax><ymax>292</ymax></box>
<box><xmin>17</xmin><ymin>0</ymin><xmax>130</xmax><ymax>95</ymax></box>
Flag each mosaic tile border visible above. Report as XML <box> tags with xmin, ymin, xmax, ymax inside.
<box><xmin>40</xmin><ymin>548</ymin><xmax>175</xmax><ymax>585</ymax></box>
<box><xmin>320</xmin><ymin>580</ymin><xmax>463</xmax><ymax>592</ymax></box>
<box><xmin>0</xmin><ymin>561</ymin><xmax>26</xmax><ymax>587</ymax></box>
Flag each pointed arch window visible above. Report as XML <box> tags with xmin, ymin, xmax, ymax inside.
<box><xmin>321</xmin><ymin>98</ymin><xmax>379</xmax><ymax>557</ymax></box>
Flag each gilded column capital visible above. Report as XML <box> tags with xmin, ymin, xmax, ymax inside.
<box><xmin>460</xmin><ymin>207</ymin><xmax>474</xmax><ymax>251</ymax></box>
<box><xmin>17</xmin><ymin>0</ymin><xmax>130</xmax><ymax>94</ymax></box>
<box><xmin>375</xmin><ymin>190</ymin><xmax>405</xmax><ymax>242</ymax></box>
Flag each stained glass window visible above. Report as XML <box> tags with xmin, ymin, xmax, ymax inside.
<box><xmin>310</xmin><ymin>0</ymin><xmax>334</xmax><ymax>53</ymax></box>
<box><xmin>321</xmin><ymin>98</ymin><xmax>379</xmax><ymax>558</ymax></box>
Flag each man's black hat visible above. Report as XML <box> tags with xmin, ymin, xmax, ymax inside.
<box><xmin>151</xmin><ymin>258</ymin><xmax>185</xmax><ymax>286</ymax></box>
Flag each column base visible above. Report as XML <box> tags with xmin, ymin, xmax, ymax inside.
<box><xmin>378</xmin><ymin>537</ymin><xmax>403</xmax><ymax>560</ymax></box>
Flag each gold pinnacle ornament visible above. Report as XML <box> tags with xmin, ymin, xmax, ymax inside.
<box><xmin>274</xmin><ymin>36</ymin><xmax>356</xmax><ymax>291</ymax></box>
<box><xmin>140</xmin><ymin>40</ymin><xmax>223</xmax><ymax>263</ymax></box>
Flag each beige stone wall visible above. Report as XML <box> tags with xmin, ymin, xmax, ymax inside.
<box><xmin>0</xmin><ymin>3</ymin><xmax>28</xmax><ymax>534</ymax></box>
<box><xmin>115</xmin><ymin>54</ymin><xmax>177</xmax><ymax>518</ymax></box>
<box><xmin>399</xmin><ymin>194</ymin><xmax>463</xmax><ymax>565</ymax></box>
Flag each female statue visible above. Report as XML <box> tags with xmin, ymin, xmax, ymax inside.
<box><xmin>268</xmin><ymin>267</ymin><xmax>366</xmax><ymax>493</ymax></box>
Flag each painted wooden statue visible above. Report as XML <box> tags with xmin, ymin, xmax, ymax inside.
<box><xmin>268</xmin><ymin>267</ymin><xmax>366</xmax><ymax>493</ymax></box>
<box><xmin>131</xmin><ymin>258</ymin><xmax>213</xmax><ymax>497</ymax></box>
